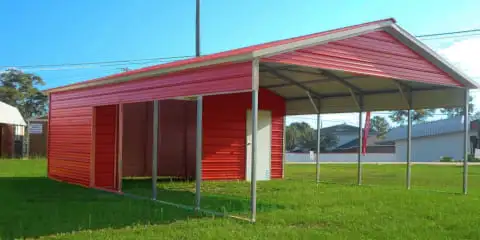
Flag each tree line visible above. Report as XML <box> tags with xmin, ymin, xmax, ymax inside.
<box><xmin>0</xmin><ymin>69</ymin><xmax>48</xmax><ymax>119</ymax></box>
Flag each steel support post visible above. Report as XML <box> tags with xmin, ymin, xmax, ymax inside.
<box><xmin>357</xmin><ymin>97</ymin><xmax>364</xmax><ymax>185</ymax></box>
<box><xmin>195</xmin><ymin>96</ymin><xmax>203</xmax><ymax>210</ymax></box>
<box><xmin>316</xmin><ymin>114</ymin><xmax>321</xmax><ymax>183</ymax></box>
<box><xmin>463</xmin><ymin>89</ymin><xmax>470</xmax><ymax>195</ymax></box>
<box><xmin>118</xmin><ymin>104</ymin><xmax>124</xmax><ymax>192</ymax></box>
<box><xmin>250</xmin><ymin>89</ymin><xmax>259</xmax><ymax>222</ymax></box>
<box><xmin>152</xmin><ymin>100</ymin><xmax>159</xmax><ymax>200</ymax></box>
<box><xmin>406</xmin><ymin>108</ymin><xmax>412</xmax><ymax>189</ymax></box>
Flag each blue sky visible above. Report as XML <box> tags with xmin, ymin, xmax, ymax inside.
<box><xmin>2</xmin><ymin>0</ymin><xmax>480</xmax><ymax>127</ymax></box>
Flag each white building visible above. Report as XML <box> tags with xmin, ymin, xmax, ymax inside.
<box><xmin>379</xmin><ymin>117</ymin><xmax>478</xmax><ymax>162</ymax></box>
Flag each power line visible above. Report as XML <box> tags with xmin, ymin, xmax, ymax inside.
<box><xmin>0</xmin><ymin>55</ymin><xmax>194</xmax><ymax>70</ymax></box>
<box><xmin>3</xmin><ymin>28</ymin><xmax>480</xmax><ymax>71</ymax></box>
<box><xmin>416</xmin><ymin>28</ymin><xmax>480</xmax><ymax>38</ymax></box>
<box><xmin>21</xmin><ymin>59</ymin><xmax>177</xmax><ymax>71</ymax></box>
<box><xmin>419</xmin><ymin>33</ymin><xmax>480</xmax><ymax>41</ymax></box>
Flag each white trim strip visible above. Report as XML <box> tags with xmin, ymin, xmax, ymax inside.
<box><xmin>386</xmin><ymin>25</ymin><xmax>480</xmax><ymax>89</ymax></box>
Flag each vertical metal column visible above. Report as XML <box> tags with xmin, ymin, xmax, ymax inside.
<box><xmin>195</xmin><ymin>0</ymin><xmax>200</xmax><ymax>57</ymax></box>
<box><xmin>152</xmin><ymin>100</ymin><xmax>159</xmax><ymax>200</ymax></box>
<box><xmin>195</xmin><ymin>96</ymin><xmax>203</xmax><ymax>211</ymax></box>
<box><xmin>251</xmin><ymin>89</ymin><xmax>259</xmax><ymax>223</ymax></box>
<box><xmin>406</xmin><ymin>108</ymin><xmax>412</xmax><ymax>189</ymax></box>
<box><xmin>316</xmin><ymin>114</ymin><xmax>321</xmax><ymax>183</ymax></box>
<box><xmin>25</xmin><ymin>121</ymin><xmax>30</xmax><ymax>158</ymax></box>
<box><xmin>11</xmin><ymin>125</ymin><xmax>16</xmax><ymax>158</ymax></box>
<box><xmin>118</xmin><ymin>104</ymin><xmax>124</xmax><ymax>192</ymax></box>
<box><xmin>306</xmin><ymin>92</ymin><xmax>320</xmax><ymax>183</ymax></box>
<box><xmin>282</xmin><ymin>116</ymin><xmax>286</xmax><ymax>179</ymax></box>
<box><xmin>357</xmin><ymin>111</ymin><xmax>363</xmax><ymax>185</ymax></box>
<box><xmin>463</xmin><ymin>89</ymin><xmax>470</xmax><ymax>195</ymax></box>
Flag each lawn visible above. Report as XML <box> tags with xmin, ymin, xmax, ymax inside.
<box><xmin>2</xmin><ymin>159</ymin><xmax>480</xmax><ymax>239</ymax></box>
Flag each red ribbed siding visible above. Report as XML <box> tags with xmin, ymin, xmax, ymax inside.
<box><xmin>48</xmin><ymin>105</ymin><xmax>92</xmax><ymax>186</ymax></box>
<box><xmin>0</xmin><ymin>124</ymin><xmax>13</xmax><ymax>157</ymax></box>
<box><xmin>48</xmin><ymin>62</ymin><xmax>251</xmax><ymax>187</ymax></box>
<box><xmin>121</xmin><ymin>100</ymin><xmax>196</xmax><ymax>179</ymax></box>
<box><xmin>121</xmin><ymin>102</ymin><xmax>148</xmax><ymax>177</ymax></box>
<box><xmin>264</xmin><ymin>31</ymin><xmax>463</xmax><ymax>87</ymax></box>
<box><xmin>50</xmin><ymin>62</ymin><xmax>252</xmax><ymax>108</ymax></box>
<box><xmin>202</xmin><ymin>88</ymin><xmax>285</xmax><ymax>180</ymax></box>
<box><xmin>141</xmin><ymin>100</ymin><xmax>195</xmax><ymax>178</ymax></box>
<box><xmin>94</xmin><ymin>105</ymin><xmax>118</xmax><ymax>190</ymax></box>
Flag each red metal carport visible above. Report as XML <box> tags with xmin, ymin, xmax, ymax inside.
<box><xmin>45</xmin><ymin>18</ymin><xmax>478</xmax><ymax>222</ymax></box>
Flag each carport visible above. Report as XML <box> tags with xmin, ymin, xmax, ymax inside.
<box><xmin>46</xmin><ymin>18</ymin><xmax>478</xmax><ymax>223</ymax></box>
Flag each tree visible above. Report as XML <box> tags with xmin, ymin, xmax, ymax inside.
<box><xmin>440</xmin><ymin>95</ymin><xmax>474</xmax><ymax>118</ymax></box>
<box><xmin>285</xmin><ymin>122</ymin><xmax>338</xmax><ymax>151</ymax></box>
<box><xmin>389</xmin><ymin>109</ymin><xmax>435</xmax><ymax>125</ymax></box>
<box><xmin>285</xmin><ymin>122</ymin><xmax>313</xmax><ymax>151</ymax></box>
<box><xmin>472</xmin><ymin>111</ymin><xmax>480</xmax><ymax>121</ymax></box>
<box><xmin>370</xmin><ymin>116</ymin><xmax>390</xmax><ymax>139</ymax></box>
<box><xmin>0</xmin><ymin>69</ymin><xmax>48</xmax><ymax>118</ymax></box>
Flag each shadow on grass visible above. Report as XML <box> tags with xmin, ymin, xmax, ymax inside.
<box><xmin>122</xmin><ymin>178</ymin><xmax>284</xmax><ymax>216</ymax></box>
<box><xmin>0</xmin><ymin>177</ymin><xmax>283</xmax><ymax>239</ymax></box>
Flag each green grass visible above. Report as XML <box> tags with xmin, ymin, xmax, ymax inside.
<box><xmin>2</xmin><ymin>159</ymin><xmax>480</xmax><ymax>239</ymax></box>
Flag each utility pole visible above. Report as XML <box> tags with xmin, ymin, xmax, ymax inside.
<box><xmin>196</xmin><ymin>0</ymin><xmax>201</xmax><ymax>57</ymax></box>
<box><xmin>194</xmin><ymin>0</ymin><xmax>202</xmax><ymax>213</ymax></box>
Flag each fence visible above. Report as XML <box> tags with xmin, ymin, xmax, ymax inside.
<box><xmin>286</xmin><ymin>152</ymin><xmax>397</xmax><ymax>163</ymax></box>
<box><xmin>284</xmin><ymin>152</ymin><xmax>480</xmax><ymax>195</ymax></box>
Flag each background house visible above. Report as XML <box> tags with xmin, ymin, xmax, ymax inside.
<box><xmin>333</xmin><ymin>135</ymin><xmax>395</xmax><ymax>153</ymax></box>
<box><xmin>0</xmin><ymin>101</ymin><xmax>26</xmax><ymax>158</ymax></box>
<box><xmin>379</xmin><ymin>117</ymin><xmax>479</xmax><ymax>162</ymax></box>
<box><xmin>322</xmin><ymin>123</ymin><xmax>378</xmax><ymax>151</ymax></box>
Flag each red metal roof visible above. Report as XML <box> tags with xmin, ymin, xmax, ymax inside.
<box><xmin>263</xmin><ymin>30</ymin><xmax>464</xmax><ymax>86</ymax></box>
<box><xmin>46</xmin><ymin>18</ymin><xmax>396</xmax><ymax>92</ymax></box>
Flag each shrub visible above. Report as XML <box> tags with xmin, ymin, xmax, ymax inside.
<box><xmin>468</xmin><ymin>154</ymin><xmax>480</xmax><ymax>162</ymax></box>
<box><xmin>440</xmin><ymin>156</ymin><xmax>454</xmax><ymax>162</ymax></box>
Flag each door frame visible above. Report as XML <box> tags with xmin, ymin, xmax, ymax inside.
<box><xmin>92</xmin><ymin>104</ymin><xmax>120</xmax><ymax>191</ymax></box>
<box><xmin>245</xmin><ymin>109</ymin><xmax>272</xmax><ymax>181</ymax></box>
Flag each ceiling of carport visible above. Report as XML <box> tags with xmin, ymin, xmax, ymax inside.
<box><xmin>259</xmin><ymin>62</ymin><xmax>466</xmax><ymax>115</ymax></box>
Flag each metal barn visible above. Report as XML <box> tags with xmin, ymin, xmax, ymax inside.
<box><xmin>45</xmin><ymin>18</ymin><xmax>478</xmax><ymax>222</ymax></box>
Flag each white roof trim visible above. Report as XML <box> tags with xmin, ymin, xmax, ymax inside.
<box><xmin>385</xmin><ymin>25</ymin><xmax>479</xmax><ymax>89</ymax></box>
<box><xmin>0</xmin><ymin>101</ymin><xmax>26</xmax><ymax>126</ymax></box>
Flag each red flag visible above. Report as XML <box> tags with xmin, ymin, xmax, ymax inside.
<box><xmin>362</xmin><ymin>112</ymin><xmax>371</xmax><ymax>156</ymax></box>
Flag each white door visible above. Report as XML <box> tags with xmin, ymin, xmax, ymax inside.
<box><xmin>246</xmin><ymin>110</ymin><xmax>272</xmax><ymax>181</ymax></box>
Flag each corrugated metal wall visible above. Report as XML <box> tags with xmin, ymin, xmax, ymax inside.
<box><xmin>94</xmin><ymin>105</ymin><xmax>118</xmax><ymax>190</ymax></box>
<box><xmin>50</xmin><ymin>62</ymin><xmax>253</xmax><ymax>109</ymax></box>
<box><xmin>120</xmin><ymin>89</ymin><xmax>286</xmax><ymax>181</ymax></box>
<box><xmin>202</xmin><ymin>88</ymin><xmax>285</xmax><ymax>180</ymax></box>
<box><xmin>122</xmin><ymin>102</ymin><xmax>149</xmax><ymax>177</ymax></box>
<box><xmin>0</xmin><ymin>124</ymin><xmax>13</xmax><ymax>158</ymax></box>
<box><xmin>119</xmin><ymin>91</ymin><xmax>285</xmax><ymax>181</ymax></box>
<box><xmin>122</xmin><ymin>100</ymin><xmax>195</xmax><ymax>178</ymax></box>
<box><xmin>48</xmin><ymin>105</ymin><xmax>92</xmax><ymax>186</ymax></box>
<box><xmin>49</xmin><ymin>62</ymin><xmax>251</xmax><ymax>187</ymax></box>
<box><xmin>263</xmin><ymin>31</ymin><xmax>463</xmax><ymax>87</ymax></box>
<box><xmin>143</xmin><ymin>100</ymin><xmax>195</xmax><ymax>178</ymax></box>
